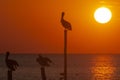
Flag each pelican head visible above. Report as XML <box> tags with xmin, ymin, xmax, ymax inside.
<box><xmin>6</xmin><ymin>51</ymin><xmax>10</xmax><ymax>56</ymax></box>
<box><xmin>62</xmin><ymin>12</ymin><xmax>65</xmax><ymax>17</ymax></box>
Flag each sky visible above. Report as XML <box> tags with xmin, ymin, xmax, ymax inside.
<box><xmin>0</xmin><ymin>0</ymin><xmax>120</xmax><ymax>54</ymax></box>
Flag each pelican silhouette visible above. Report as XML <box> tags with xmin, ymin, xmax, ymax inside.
<box><xmin>36</xmin><ymin>54</ymin><xmax>53</xmax><ymax>80</ymax></box>
<box><xmin>36</xmin><ymin>54</ymin><xmax>52</xmax><ymax>67</ymax></box>
<box><xmin>5</xmin><ymin>52</ymin><xmax>19</xmax><ymax>71</ymax></box>
<box><xmin>61</xmin><ymin>12</ymin><xmax>72</xmax><ymax>30</ymax></box>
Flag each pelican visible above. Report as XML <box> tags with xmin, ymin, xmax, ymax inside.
<box><xmin>61</xmin><ymin>12</ymin><xmax>72</xmax><ymax>30</ymax></box>
<box><xmin>36</xmin><ymin>54</ymin><xmax>52</xmax><ymax>67</ymax></box>
<box><xmin>36</xmin><ymin>54</ymin><xmax>53</xmax><ymax>80</ymax></box>
<box><xmin>5</xmin><ymin>52</ymin><xmax>19</xmax><ymax>71</ymax></box>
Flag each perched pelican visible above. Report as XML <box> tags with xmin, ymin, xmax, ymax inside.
<box><xmin>61</xmin><ymin>12</ymin><xmax>72</xmax><ymax>30</ymax></box>
<box><xmin>5</xmin><ymin>52</ymin><xmax>19</xmax><ymax>71</ymax></box>
<box><xmin>36</xmin><ymin>54</ymin><xmax>53</xmax><ymax>80</ymax></box>
<box><xmin>36</xmin><ymin>54</ymin><xmax>52</xmax><ymax>67</ymax></box>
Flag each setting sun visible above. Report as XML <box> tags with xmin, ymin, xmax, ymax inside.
<box><xmin>94</xmin><ymin>7</ymin><xmax>112</xmax><ymax>24</ymax></box>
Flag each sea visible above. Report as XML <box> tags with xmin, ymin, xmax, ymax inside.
<box><xmin>0</xmin><ymin>54</ymin><xmax>120</xmax><ymax>80</ymax></box>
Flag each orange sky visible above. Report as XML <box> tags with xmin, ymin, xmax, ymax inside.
<box><xmin>0</xmin><ymin>0</ymin><xmax>120</xmax><ymax>54</ymax></box>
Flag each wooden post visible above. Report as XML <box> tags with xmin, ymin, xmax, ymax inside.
<box><xmin>64</xmin><ymin>30</ymin><xmax>67</xmax><ymax>80</ymax></box>
<box><xmin>41</xmin><ymin>67</ymin><xmax>46</xmax><ymax>80</ymax></box>
<box><xmin>7</xmin><ymin>70</ymin><xmax>12</xmax><ymax>80</ymax></box>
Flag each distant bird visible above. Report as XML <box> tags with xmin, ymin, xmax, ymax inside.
<box><xmin>5</xmin><ymin>52</ymin><xmax>19</xmax><ymax>71</ymax></box>
<box><xmin>36</xmin><ymin>54</ymin><xmax>53</xmax><ymax>67</ymax></box>
<box><xmin>61</xmin><ymin>12</ymin><xmax>72</xmax><ymax>30</ymax></box>
<box><xmin>36</xmin><ymin>54</ymin><xmax>53</xmax><ymax>80</ymax></box>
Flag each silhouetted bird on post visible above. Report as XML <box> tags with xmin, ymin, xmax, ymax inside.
<box><xmin>5</xmin><ymin>52</ymin><xmax>19</xmax><ymax>71</ymax></box>
<box><xmin>5</xmin><ymin>51</ymin><xmax>19</xmax><ymax>80</ymax></box>
<box><xmin>36</xmin><ymin>54</ymin><xmax>53</xmax><ymax>80</ymax></box>
<box><xmin>61</xmin><ymin>12</ymin><xmax>72</xmax><ymax>30</ymax></box>
<box><xmin>60</xmin><ymin>12</ymin><xmax>72</xmax><ymax>80</ymax></box>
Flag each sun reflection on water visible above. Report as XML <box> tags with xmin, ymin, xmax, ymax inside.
<box><xmin>91</xmin><ymin>55</ymin><xmax>116</xmax><ymax>80</ymax></box>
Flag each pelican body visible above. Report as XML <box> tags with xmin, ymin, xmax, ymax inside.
<box><xmin>5</xmin><ymin>52</ymin><xmax>19</xmax><ymax>71</ymax></box>
<box><xmin>61</xmin><ymin>12</ymin><xmax>72</xmax><ymax>30</ymax></box>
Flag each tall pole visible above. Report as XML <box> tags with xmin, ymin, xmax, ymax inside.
<box><xmin>64</xmin><ymin>29</ymin><xmax>67</xmax><ymax>80</ymax></box>
<box><xmin>7</xmin><ymin>70</ymin><xmax>12</xmax><ymax>80</ymax></box>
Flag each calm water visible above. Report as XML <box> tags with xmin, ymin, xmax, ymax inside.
<box><xmin>0</xmin><ymin>54</ymin><xmax>120</xmax><ymax>80</ymax></box>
